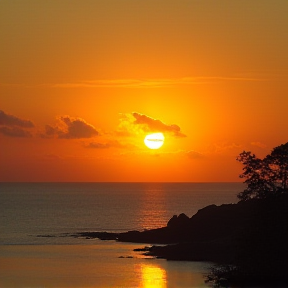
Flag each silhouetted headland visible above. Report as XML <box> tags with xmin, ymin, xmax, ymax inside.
<box><xmin>76</xmin><ymin>194</ymin><xmax>287</xmax><ymax>286</ymax></box>
<box><xmin>77</xmin><ymin>194</ymin><xmax>287</xmax><ymax>263</ymax></box>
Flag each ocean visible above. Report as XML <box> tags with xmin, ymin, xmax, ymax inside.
<box><xmin>0</xmin><ymin>182</ymin><xmax>243</xmax><ymax>287</ymax></box>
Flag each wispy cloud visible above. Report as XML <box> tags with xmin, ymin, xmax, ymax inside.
<box><xmin>251</xmin><ymin>141</ymin><xmax>267</xmax><ymax>149</ymax></box>
<box><xmin>51</xmin><ymin>76</ymin><xmax>265</xmax><ymax>88</ymax></box>
<box><xmin>205</xmin><ymin>142</ymin><xmax>242</xmax><ymax>154</ymax></box>
<box><xmin>85</xmin><ymin>140</ymin><xmax>135</xmax><ymax>149</ymax></box>
<box><xmin>2</xmin><ymin>71</ymin><xmax>284</xmax><ymax>88</ymax></box>
<box><xmin>186</xmin><ymin>150</ymin><xmax>205</xmax><ymax>159</ymax></box>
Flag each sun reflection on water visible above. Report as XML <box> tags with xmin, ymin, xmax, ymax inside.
<box><xmin>136</xmin><ymin>183</ymin><xmax>170</xmax><ymax>230</ymax></box>
<box><xmin>139</xmin><ymin>264</ymin><xmax>167</xmax><ymax>288</ymax></box>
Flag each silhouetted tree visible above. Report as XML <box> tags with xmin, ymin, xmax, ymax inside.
<box><xmin>237</xmin><ymin>142</ymin><xmax>288</xmax><ymax>201</ymax></box>
<box><xmin>207</xmin><ymin>143</ymin><xmax>288</xmax><ymax>286</ymax></box>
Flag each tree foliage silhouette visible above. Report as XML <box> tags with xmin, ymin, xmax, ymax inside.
<box><xmin>237</xmin><ymin>142</ymin><xmax>288</xmax><ymax>201</ymax></box>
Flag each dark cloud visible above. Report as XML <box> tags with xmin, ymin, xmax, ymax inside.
<box><xmin>45</xmin><ymin>124</ymin><xmax>57</xmax><ymax>136</ymax></box>
<box><xmin>0</xmin><ymin>126</ymin><xmax>32</xmax><ymax>138</ymax></box>
<box><xmin>39</xmin><ymin>125</ymin><xmax>58</xmax><ymax>139</ymax></box>
<box><xmin>0</xmin><ymin>110</ymin><xmax>34</xmax><ymax>128</ymax></box>
<box><xmin>132</xmin><ymin>112</ymin><xmax>186</xmax><ymax>137</ymax></box>
<box><xmin>59</xmin><ymin>116</ymin><xmax>99</xmax><ymax>139</ymax></box>
<box><xmin>59</xmin><ymin>116</ymin><xmax>98</xmax><ymax>139</ymax></box>
<box><xmin>43</xmin><ymin>116</ymin><xmax>99</xmax><ymax>139</ymax></box>
<box><xmin>0</xmin><ymin>110</ymin><xmax>34</xmax><ymax>137</ymax></box>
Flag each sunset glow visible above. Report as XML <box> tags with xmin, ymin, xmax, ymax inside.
<box><xmin>0</xmin><ymin>1</ymin><xmax>287</xmax><ymax>182</ymax></box>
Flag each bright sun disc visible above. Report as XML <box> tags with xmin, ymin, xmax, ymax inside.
<box><xmin>144</xmin><ymin>133</ymin><xmax>164</xmax><ymax>149</ymax></box>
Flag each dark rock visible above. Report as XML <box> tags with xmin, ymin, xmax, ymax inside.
<box><xmin>145</xmin><ymin>237</ymin><xmax>236</xmax><ymax>263</ymax></box>
<box><xmin>133</xmin><ymin>246</ymin><xmax>151</xmax><ymax>252</ymax></box>
<box><xmin>167</xmin><ymin>213</ymin><xmax>190</xmax><ymax>228</ymax></box>
<box><xmin>167</xmin><ymin>215</ymin><xmax>178</xmax><ymax>227</ymax></box>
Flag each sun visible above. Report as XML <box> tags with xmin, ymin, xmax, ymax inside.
<box><xmin>144</xmin><ymin>133</ymin><xmax>165</xmax><ymax>149</ymax></box>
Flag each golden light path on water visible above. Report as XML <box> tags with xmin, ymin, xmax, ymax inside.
<box><xmin>139</xmin><ymin>265</ymin><xmax>167</xmax><ymax>288</ymax></box>
<box><xmin>0</xmin><ymin>244</ymin><xmax>211</xmax><ymax>287</ymax></box>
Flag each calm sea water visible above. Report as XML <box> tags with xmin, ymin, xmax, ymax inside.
<box><xmin>0</xmin><ymin>182</ymin><xmax>243</xmax><ymax>288</ymax></box>
<box><xmin>0</xmin><ymin>182</ymin><xmax>242</xmax><ymax>245</ymax></box>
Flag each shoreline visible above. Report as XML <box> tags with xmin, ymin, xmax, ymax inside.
<box><xmin>73</xmin><ymin>195</ymin><xmax>287</xmax><ymax>287</ymax></box>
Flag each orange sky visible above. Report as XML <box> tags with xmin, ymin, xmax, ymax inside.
<box><xmin>0</xmin><ymin>0</ymin><xmax>287</xmax><ymax>182</ymax></box>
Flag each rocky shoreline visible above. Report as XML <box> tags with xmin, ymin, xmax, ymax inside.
<box><xmin>75</xmin><ymin>194</ymin><xmax>287</xmax><ymax>286</ymax></box>
<box><xmin>76</xmin><ymin>198</ymin><xmax>268</xmax><ymax>263</ymax></box>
